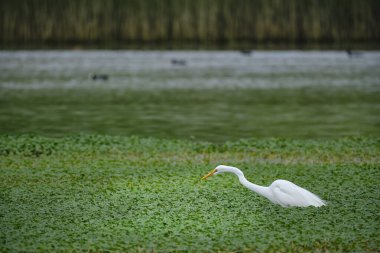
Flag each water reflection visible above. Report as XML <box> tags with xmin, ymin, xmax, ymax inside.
<box><xmin>1</xmin><ymin>50</ymin><xmax>379</xmax><ymax>90</ymax></box>
<box><xmin>0</xmin><ymin>51</ymin><xmax>379</xmax><ymax>142</ymax></box>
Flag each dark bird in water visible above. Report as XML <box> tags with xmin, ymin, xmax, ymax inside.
<box><xmin>346</xmin><ymin>49</ymin><xmax>363</xmax><ymax>58</ymax></box>
<box><xmin>240</xmin><ymin>50</ymin><xmax>252</xmax><ymax>55</ymax></box>
<box><xmin>171</xmin><ymin>59</ymin><xmax>187</xmax><ymax>66</ymax></box>
<box><xmin>90</xmin><ymin>74</ymin><xmax>109</xmax><ymax>81</ymax></box>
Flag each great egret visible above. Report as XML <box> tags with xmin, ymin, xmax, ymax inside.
<box><xmin>202</xmin><ymin>165</ymin><xmax>326</xmax><ymax>207</ymax></box>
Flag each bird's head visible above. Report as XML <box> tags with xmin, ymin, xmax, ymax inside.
<box><xmin>201</xmin><ymin>165</ymin><xmax>230</xmax><ymax>180</ymax></box>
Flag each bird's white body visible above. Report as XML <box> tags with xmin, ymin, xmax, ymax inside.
<box><xmin>203</xmin><ymin>165</ymin><xmax>325</xmax><ymax>207</ymax></box>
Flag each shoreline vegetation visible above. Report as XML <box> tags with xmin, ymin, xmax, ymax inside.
<box><xmin>1</xmin><ymin>0</ymin><xmax>379</xmax><ymax>47</ymax></box>
<box><xmin>2</xmin><ymin>41</ymin><xmax>380</xmax><ymax>50</ymax></box>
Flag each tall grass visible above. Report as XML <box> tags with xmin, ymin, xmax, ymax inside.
<box><xmin>0</xmin><ymin>0</ymin><xmax>379</xmax><ymax>43</ymax></box>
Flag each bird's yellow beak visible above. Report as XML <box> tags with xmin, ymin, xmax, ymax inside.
<box><xmin>202</xmin><ymin>169</ymin><xmax>216</xmax><ymax>180</ymax></box>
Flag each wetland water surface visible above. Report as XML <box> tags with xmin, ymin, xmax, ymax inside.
<box><xmin>0</xmin><ymin>50</ymin><xmax>379</xmax><ymax>142</ymax></box>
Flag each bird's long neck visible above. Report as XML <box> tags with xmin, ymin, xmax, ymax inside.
<box><xmin>226</xmin><ymin>167</ymin><xmax>273</xmax><ymax>200</ymax></box>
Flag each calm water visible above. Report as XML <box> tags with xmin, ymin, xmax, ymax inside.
<box><xmin>0</xmin><ymin>50</ymin><xmax>379</xmax><ymax>142</ymax></box>
<box><xmin>1</xmin><ymin>50</ymin><xmax>380</xmax><ymax>90</ymax></box>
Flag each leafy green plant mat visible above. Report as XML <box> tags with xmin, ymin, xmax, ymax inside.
<box><xmin>1</xmin><ymin>135</ymin><xmax>379</xmax><ymax>252</ymax></box>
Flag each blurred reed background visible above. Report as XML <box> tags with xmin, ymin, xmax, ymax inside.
<box><xmin>0</xmin><ymin>0</ymin><xmax>379</xmax><ymax>46</ymax></box>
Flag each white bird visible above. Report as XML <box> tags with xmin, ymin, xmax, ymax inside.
<box><xmin>202</xmin><ymin>165</ymin><xmax>326</xmax><ymax>207</ymax></box>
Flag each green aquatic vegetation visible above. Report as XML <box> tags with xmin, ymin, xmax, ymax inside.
<box><xmin>0</xmin><ymin>135</ymin><xmax>379</xmax><ymax>252</ymax></box>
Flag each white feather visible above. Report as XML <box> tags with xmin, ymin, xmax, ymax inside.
<box><xmin>204</xmin><ymin>165</ymin><xmax>326</xmax><ymax>208</ymax></box>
